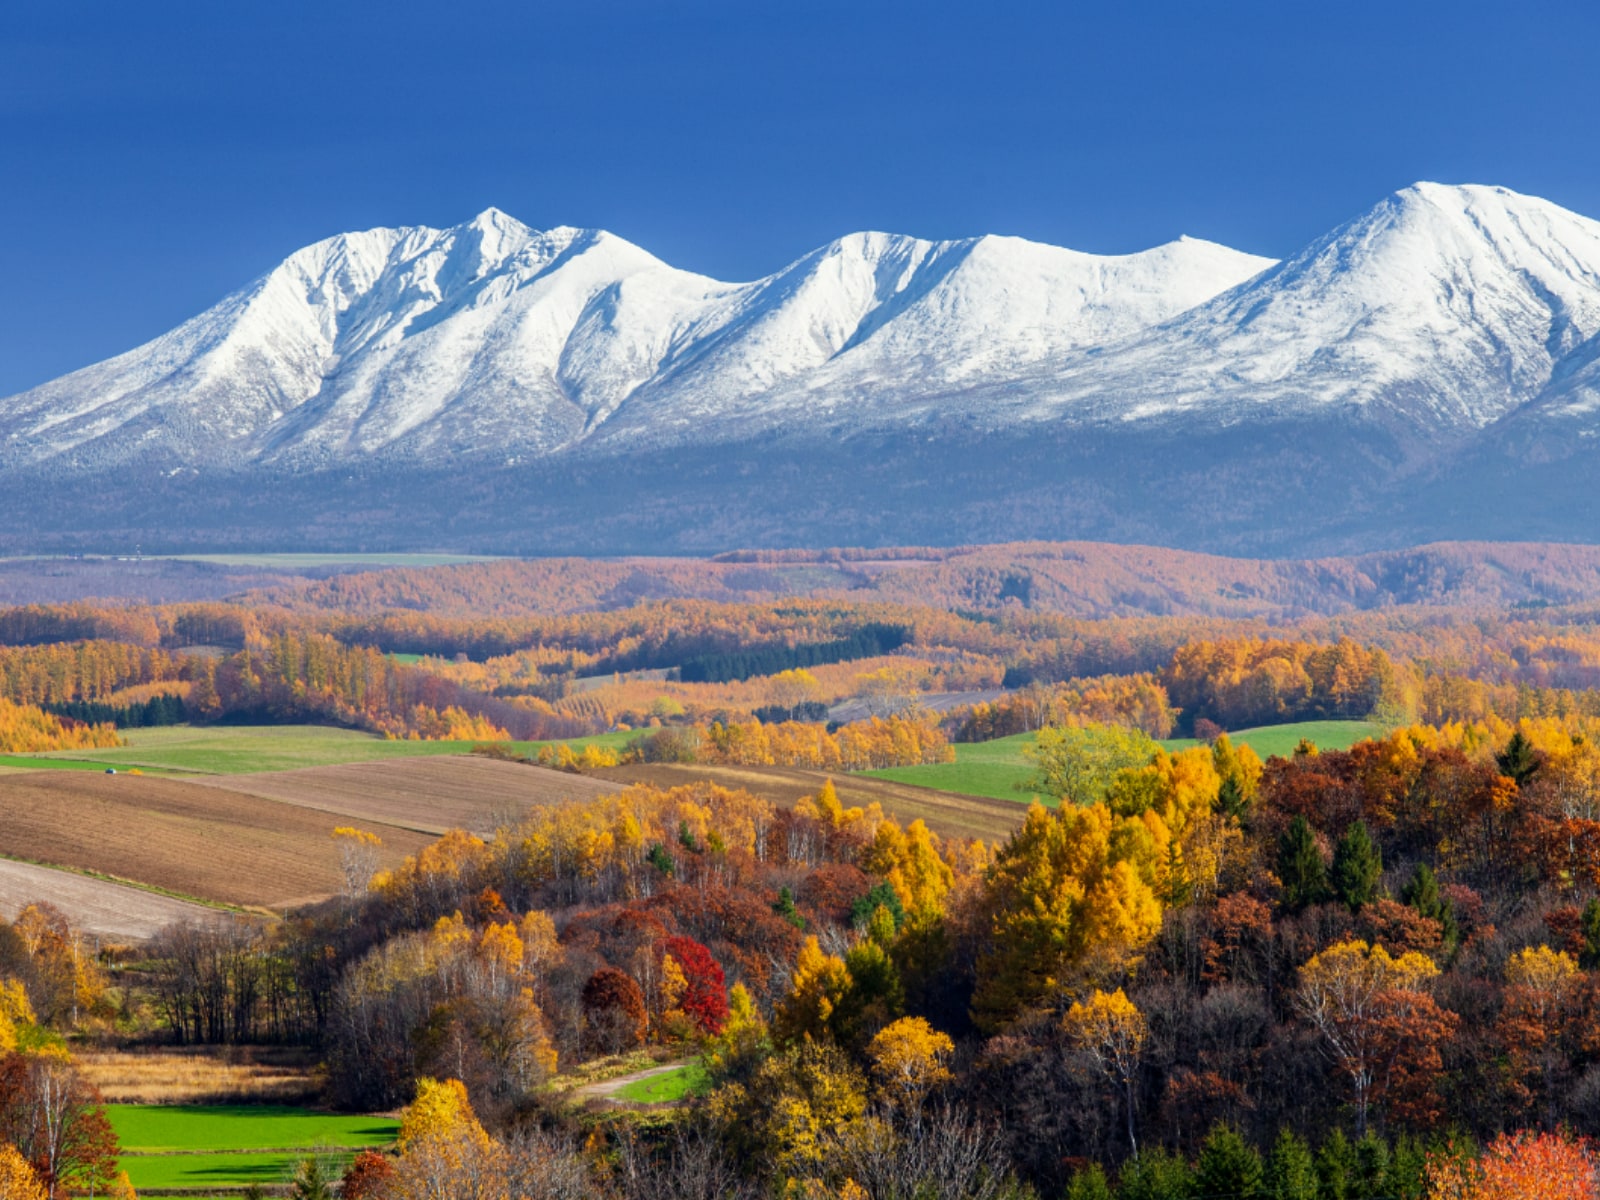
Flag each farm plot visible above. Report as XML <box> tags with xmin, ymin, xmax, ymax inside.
<box><xmin>863</xmin><ymin>719</ymin><xmax>1390</xmax><ymax>803</ymax></box>
<box><xmin>0</xmin><ymin>771</ymin><xmax>430</xmax><ymax>908</ymax></box>
<box><xmin>590</xmin><ymin>762</ymin><xmax>1025</xmax><ymax>844</ymax></box>
<box><xmin>0</xmin><ymin>858</ymin><xmax>219</xmax><ymax>940</ymax></box>
<box><xmin>110</xmin><ymin>1104</ymin><xmax>398</xmax><ymax>1197</ymax></box>
<box><xmin>202</xmin><ymin>755</ymin><xmax>616</xmax><ymax>835</ymax></box>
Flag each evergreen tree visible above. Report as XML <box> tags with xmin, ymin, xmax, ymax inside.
<box><xmin>1317</xmin><ymin>1129</ymin><xmax>1358</xmax><ymax>1200</ymax></box>
<box><xmin>1066</xmin><ymin>1163</ymin><xmax>1114</xmax><ymax>1200</ymax></box>
<box><xmin>1217</xmin><ymin>772</ymin><xmax>1250</xmax><ymax>825</ymax></box>
<box><xmin>1495</xmin><ymin>730</ymin><xmax>1540</xmax><ymax>786</ymax></box>
<box><xmin>1354</xmin><ymin>1130</ymin><xmax>1391</xmax><ymax>1198</ymax></box>
<box><xmin>1194</xmin><ymin>1123</ymin><xmax>1264</xmax><ymax>1199</ymax></box>
<box><xmin>772</xmin><ymin>886</ymin><xmax>805</xmax><ymax>930</ymax></box>
<box><xmin>1581</xmin><ymin>897</ymin><xmax>1600</xmax><ymax>970</ymax></box>
<box><xmin>1265</xmin><ymin>1128</ymin><xmax>1318</xmax><ymax>1200</ymax></box>
<box><xmin>1388</xmin><ymin>1133</ymin><xmax>1429</xmax><ymax>1200</ymax></box>
<box><xmin>290</xmin><ymin>1158</ymin><xmax>333</xmax><ymax>1200</ymax></box>
<box><xmin>1115</xmin><ymin>1147</ymin><xmax>1193</xmax><ymax>1200</ymax></box>
<box><xmin>1332</xmin><ymin>821</ymin><xmax>1382</xmax><ymax>912</ymax></box>
<box><xmin>1278</xmin><ymin>816</ymin><xmax>1329</xmax><ymax>911</ymax></box>
<box><xmin>1400</xmin><ymin>862</ymin><xmax>1456</xmax><ymax>944</ymax></box>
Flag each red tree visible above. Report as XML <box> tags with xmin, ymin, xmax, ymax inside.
<box><xmin>340</xmin><ymin>1149</ymin><xmax>396</xmax><ymax>1199</ymax></box>
<box><xmin>662</xmin><ymin>935</ymin><xmax>729</xmax><ymax>1035</ymax></box>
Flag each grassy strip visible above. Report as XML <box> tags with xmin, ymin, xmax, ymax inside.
<box><xmin>109</xmin><ymin>1104</ymin><xmax>397</xmax><ymax>1153</ymax></box>
<box><xmin>22</xmin><ymin>725</ymin><xmax>635</xmax><ymax>776</ymax></box>
<box><xmin>612</xmin><ymin>1063</ymin><xmax>711</xmax><ymax>1104</ymax></box>
<box><xmin>862</xmin><ymin>719</ymin><xmax>1389</xmax><ymax>803</ymax></box>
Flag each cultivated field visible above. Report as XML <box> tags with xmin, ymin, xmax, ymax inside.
<box><xmin>592</xmin><ymin>762</ymin><xmax>1025</xmax><ymax>843</ymax></box>
<box><xmin>864</xmin><ymin>719</ymin><xmax>1389</xmax><ymax>802</ymax></box>
<box><xmin>26</xmin><ymin>723</ymin><xmax>633</xmax><ymax>775</ymax></box>
<box><xmin>0</xmin><ymin>771</ymin><xmax>431</xmax><ymax>908</ymax></box>
<box><xmin>0</xmin><ymin>858</ymin><xmax>219</xmax><ymax>940</ymax></box>
<box><xmin>202</xmin><ymin>755</ymin><xmax>616</xmax><ymax>835</ymax></box>
<box><xmin>110</xmin><ymin>1104</ymin><xmax>398</xmax><ymax>1197</ymax></box>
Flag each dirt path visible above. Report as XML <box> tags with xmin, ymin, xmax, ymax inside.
<box><xmin>572</xmin><ymin>1060</ymin><xmax>694</xmax><ymax>1103</ymax></box>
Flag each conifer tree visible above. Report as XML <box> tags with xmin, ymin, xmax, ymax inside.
<box><xmin>1332</xmin><ymin>821</ymin><xmax>1382</xmax><ymax>912</ymax></box>
<box><xmin>1278</xmin><ymin>816</ymin><xmax>1328</xmax><ymax>911</ymax></box>
<box><xmin>1194</xmin><ymin>1123</ymin><xmax>1263</xmax><ymax>1199</ymax></box>
<box><xmin>1496</xmin><ymin>729</ymin><xmax>1540</xmax><ymax>786</ymax></box>
<box><xmin>1265</xmin><ymin>1129</ymin><xmax>1318</xmax><ymax>1200</ymax></box>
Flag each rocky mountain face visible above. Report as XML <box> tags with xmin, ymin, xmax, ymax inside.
<box><xmin>4</xmin><ymin>183</ymin><xmax>1599</xmax><ymax>554</ymax></box>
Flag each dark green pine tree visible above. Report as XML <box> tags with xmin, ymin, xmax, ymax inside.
<box><xmin>1317</xmin><ymin>1129</ymin><xmax>1358</xmax><ymax>1200</ymax></box>
<box><xmin>1495</xmin><ymin>729</ymin><xmax>1540</xmax><ymax>786</ymax></box>
<box><xmin>1194</xmin><ymin>1123</ymin><xmax>1264</xmax><ymax>1199</ymax></box>
<box><xmin>1217</xmin><ymin>773</ymin><xmax>1250</xmax><ymax>825</ymax></box>
<box><xmin>1582</xmin><ymin>897</ymin><xmax>1600</xmax><ymax>970</ymax></box>
<box><xmin>1278</xmin><ymin>816</ymin><xmax>1329</xmax><ymax>911</ymax></box>
<box><xmin>1354</xmin><ymin>1130</ymin><xmax>1391</xmax><ymax>1198</ymax></box>
<box><xmin>1114</xmin><ymin>1147</ymin><xmax>1194</xmax><ymax>1200</ymax></box>
<box><xmin>1400</xmin><ymin>862</ymin><xmax>1457</xmax><ymax>945</ymax></box>
<box><xmin>1065</xmin><ymin>1163</ymin><xmax>1114</xmax><ymax>1200</ymax></box>
<box><xmin>1265</xmin><ymin>1129</ymin><xmax>1319</xmax><ymax>1200</ymax></box>
<box><xmin>1332</xmin><ymin>821</ymin><xmax>1382</xmax><ymax>913</ymax></box>
<box><xmin>772</xmin><ymin>885</ymin><xmax>806</xmax><ymax>930</ymax></box>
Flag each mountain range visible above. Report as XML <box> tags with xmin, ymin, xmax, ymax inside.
<box><xmin>4</xmin><ymin>182</ymin><xmax>1599</xmax><ymax>554</ymax></box>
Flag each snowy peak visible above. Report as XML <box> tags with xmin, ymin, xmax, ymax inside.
<box><xmin>6</xmin><ymin>183</ymin><xmax>1600</xmax><ymax>474</ymax></box>
<box><xmin>1038</xmin><ymin>181</ymin><xmax>1600</xmax><ymax>431</ymax></box>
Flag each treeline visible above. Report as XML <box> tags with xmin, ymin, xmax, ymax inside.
<box><xmin>677</xmin><ymin>623</ymin><xmax>910</xmax><ymax>683</ymax></box>
<box><xmin>632</xmin><ymin>715</ymin><xmax>954</xmax><ymax>771</ymax></box>
<box><xmin>45</xmin><ymin>693</ymin><xmax>186</xmax><ymax>728</ymax></box>
<box><xmin>0</xmin><ymin>696</ymin><xmax>120</xmax><ymax>753</ymax></box>
<box><xmin>954</xmin><ymin>672</ymin><xmax>1178</xmax><ymax>740</ymax></box>
<box><xmin>1162</xmin><ymin>636</ymin><xmax>1399</xmax><ymax>731</ymax></box>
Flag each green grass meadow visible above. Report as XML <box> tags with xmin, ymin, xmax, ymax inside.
<box><xmin>110</xmin><ymin>1104</ymin><xmax>398</xmax><ymax>1196</ymax></box>
<box><xmin>613</xmin><ymin>1062</ymin><xmax>711</xmax><ymax>1104</ymax></box>
<box><xmin>18</xmin><ymin>724</ymin><xmax>637</xmax><ymax>775</ymax></box>
<box><xmin>863</xmin><ymin>719</ymin><xmax>1388</xmax><ymax>802</ymax></box>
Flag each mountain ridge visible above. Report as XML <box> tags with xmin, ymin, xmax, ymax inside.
<box><xmin>4</xmin><ymin>181</ymin><xmax>1600</xmax><ymax>555</ymax></box>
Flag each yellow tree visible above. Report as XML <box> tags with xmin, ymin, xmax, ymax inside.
<box><xmin>972</xmin><ymin>802</ymin><xmax>1162</xmax><ymax>1030</ymax></box>
<box><xmin>866</xmin><ymin>1016</ymin><xmax>953</xmax><ymax>1118</ymax></box>
<box><xmin>0</xmin><ymin>1146</ymin><xmax>48</xmax><ymax>1200</ymax></box>
<box><xmin>396</xmin><ymin>1077</ymin><xmax>492</xmax><ymax>1154</ymax></box>
<box><xmin>1064</xmin><ymin>988</ymin><xmax>1148</xmax><ymax>1154</ymax></box>
<box><xmin>774</xmin><ymin>938</ymin><xmax>853</xmax><ymax>1044</ymax></box>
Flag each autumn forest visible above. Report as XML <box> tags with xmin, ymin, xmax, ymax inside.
<box><xmin>7</xmin><ymin>549</ymin><xmax>1600</xmax><ymax>1197</ymax></box>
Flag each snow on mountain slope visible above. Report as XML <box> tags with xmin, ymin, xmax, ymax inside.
<box><xmin>1000</xmin><ymin>183</ymin><xmax>1600</xmax><ymax>432</ymax></box>
<box><xmin>7</xmin><ymin>182</ymin><xmax>1600</xmax><ymax>473</ymax></box>
<box><xmin>0</xmin><ymin>214</ymin><xmax>1271</xmax><ymax>466</ymax></box>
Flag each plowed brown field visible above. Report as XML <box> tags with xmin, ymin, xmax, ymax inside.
<box><xmin>200</xmin><ymin>756</ymin><xmax>614</xmax><ymax>834</ymax></box>
<box><xmin>0</xmin><ymin>858</ymin><xmax>219</xmax><ymax>941</ymax></box>
<box><xmin>0</xmin><ymin>771</ymin><xmax>430</xmax><ymax>908</ymax></box>
<box><xmin>588</xmin><ymin>763</ymin><xmax>1024</xmax><ymax>844</ymax></box>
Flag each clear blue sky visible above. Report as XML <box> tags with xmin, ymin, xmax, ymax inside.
<box><xmin>3</xmin><ymin>0</ymin><xmax>1597</xmax><ymax>396</ymax></box>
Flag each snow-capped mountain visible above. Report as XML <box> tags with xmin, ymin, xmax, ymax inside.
<box><xmin>5</xmin><ymin>182</ymin><xmax>1600</xmax><ymax>555</ymax></box>
<box><xmin>0</xmin><ymin>211</ymin><xmax>1272</xmax><ymax>468</ymax></box>
<box><xmin>998</xmin><ymin>182</ymin><xmax>1600</xmax><ymax>434</ymax></box>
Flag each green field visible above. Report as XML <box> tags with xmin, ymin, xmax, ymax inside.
<box><xmin>110</xmin><ymin>1105</ymin><xmax>398</xmax><ymax>1196</ymax></box>
<box><xmin>862</xmin><ymin>719</ymin><xmax>1388</xmax><ymax>802</ymax></box>
<box><xmin>22</xmin><ymin>725</ymin><xmax>637</xmax><ymax>775</ymax></box>
<box><xmin>613</xmin><ymin>1063</ymin><xmax>710</xmax><ymax>1104</ymax></box>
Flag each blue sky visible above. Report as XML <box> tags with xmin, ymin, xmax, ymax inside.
<box><xmin>2</xmin><ymin>0</ymin><xmax>1597</xmax><ymax>395</ymax></box>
